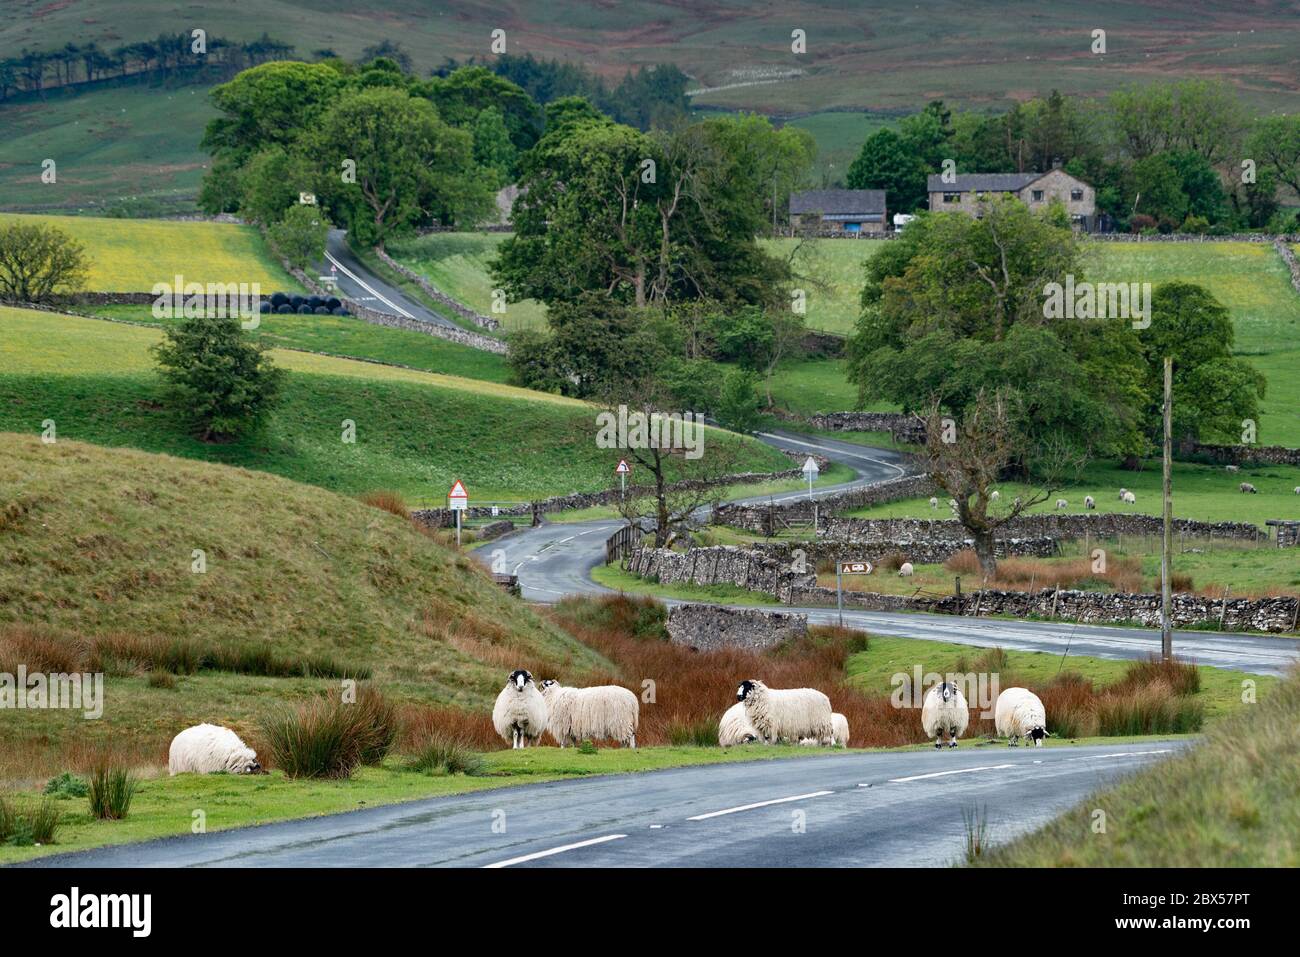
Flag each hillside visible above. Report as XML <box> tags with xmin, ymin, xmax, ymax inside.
<box><xmin>0</xmin><ymin>432</ymin><xmax>611</xmax><ymax>773</ymax></box>
<box><xmin>0</xmin><ymin>306</ymin><xmax>794</xmax><ymax>502</ymax></box>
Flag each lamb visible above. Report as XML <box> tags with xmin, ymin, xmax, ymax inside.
<box><xmin>995</xmin><ymin>687</ymin><xmax>1051</xmax><ymax>747</ymax></box>
<box><xmin>929</xmin><ymin>496</ymin><xmax>939</xmax><ymax>510</ymax></box>
<box><xmin>831</xmin><ymin>712</ymin><xmax>850</xmax><ymax>748</ymax></box>
<box><xmin>920</xmin><ymin>681</ymin><xmax>969</xmax><ymax>749</ymax></box>
<box><xmin>1084</xmin><ymin>495</ymin><xmax>1095</xmax><ymax>510</ymax></box>
<box><xmin>1055</xmin><ymin>498</ymin><xmax>1068</xmax><ymax>509</ymax></box>
<box><xmin>736</xmin><ymin>679</ymin><xmax>833</xmax><ymax>746</ymax></box>
<box><xmin>1122</xmin><ymin>491</ymin><xmax>1136</xmax><ymax>504</ymax></box>
<box><xmin>898</xmin><ymin>561</ymin><xmax>914</xmax><ymax>576</ymax></box>
<box><xmin>1239</xmin><ymin>482</ymin><xmax>1257</xmax><ymax>494</ymax></box>
<box><xmin>1118</xmin><ymin>487</ymin><xmax>1128</xmax><ymax>501</ymax></box>
<box><xmin>168</xmin><ymin>724</ymin><xmax>261</xmax><ymax>775</ymax></box>
<box><xmin>1225</xmin><ymin>465</ymin><xmax>1239</xmax><ymax>473</ymax></box>
<box><xmin>539</xmin><ymin>679</ymin><xmax>638</xmax><ymax>748</ymax></box>
<box><xmin>492</xmin><ymin>669</ymin><xmax>548</xmax><ymax>749</ymax></box>
<box><xmin>718</xmin><ymin>701</ymin><xmax>760</xmax><ymax>747</ymax></box>
<box><xmin>990</xmin><ymin>490</ymin><xmax>1000</xmax><ymax>501</ymax></box>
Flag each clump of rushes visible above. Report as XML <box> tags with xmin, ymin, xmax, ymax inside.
<box><xmin>87</xmin><ymin>765</ymin><xmax>137</xmax><ymax>820</ymax></box>
<box><xmin>261</xmin><ymin>689</ymin><xmax>399</xmax><ymax>779</ymax></box>
<box><xmin>404</xmin><ymin>731</ymin><xmax>485</xmax><ymax>776</ymax></box>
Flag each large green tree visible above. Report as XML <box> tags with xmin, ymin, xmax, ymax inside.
<box><xmin>846</xmin><ymin>128</ymin><xmax>929</xmax><ymax>214</ymax></box>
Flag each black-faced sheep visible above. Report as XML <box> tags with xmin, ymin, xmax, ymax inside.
<box><xmin>737</xmin><ymin>679</ymin><xmax>833</xmax><ymax>746</ymax></box>
<box><xmin>168</xmin><ymin>724</ymin><xmax>261</xmax><ymax>775</ymax></box>
<box><xmin>995</xmin><ymin>687</ymin><xmax>1050</xmax><ymax>747</ymax></box>
<box><xmin>1084</xmin><ymin>495</ymin><xmax>1096</xmax><ymax>509</ymax></box>
<box><xmin>539</xmin><ymin>679</ymin><xmax>639</xmax><ymax>748</ymax></box>
<box><xmin>1239</xmin><ymin>482</ymin><xmax>1258</xmax><ymax>494</ymax></box>
<box><xmin>492</xmin><ymin>669</ymin><xmax>548</xmax><ymax>749</ymax></box>
<box><xmin>921</xmin><ymin>681</ymin><xmax>969</xmax><ymax>748</ymax></box>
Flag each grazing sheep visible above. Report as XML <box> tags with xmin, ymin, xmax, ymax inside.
<box><xmin>831</xmin><ymin>712</ymin><xmax>850</xmax><ymax>748</ymax></box>
<box><xmin>1118</xmin><ymin>488</ymin><xmax>1128</xmax><ymax>501</ymax></box>
<box><xmin>929</xmin><ymin>496</ymin><xmax>939</xmax><ymax>510</ymax></box>
<box><xmin>1122</xmin><ymin>491</ymin><xmax>1136</xmax><ymax>504</ymax></box>
<box><xmin>718</xmin><ymin>702</ymin><xmax>760</xmax><ymax>747</ymax></box>
<box><xmin>168</xmin><ymin>724</ymin><xmax>261</xmax><ymax>775</ymax></box>
<box><xmin>539</xmin><ymin>679</ymin><xmax>638</xmax><ymax>748</ymax></box>
<box><xmin>1239</xmin><ymin>482</ymin><xmax>1258</xmax><ymax>494</ymax></box>
<box><xmin>1084</xmin><ymin>495</ymin><xmax>1095</xmax><ymax>510</ymax></box>
<box><xmin>990</xmin><ymin>490</ymin><xmax>1000</xmax><ymax>501</ymax></box>
<box><xmin>1055</xmin><ymin>498</ymin><xmax>1068</xmax><ymax>509</ymax></box>
<box><xmin>736</xmin><ymin>679</ymin><xmax>833</xmax><ymax>746</ymax></box>
<box><xmin>995</xmin><ymin>687</ymin><xmax>1050</xmax><ymax>747</ymax></box>
<box><xmin>1225</xmin><ymin>465</ymin><xmax>1239</xmax><ymax>473</ymax></box>
<box><xmin>1294</xmin><ymin>486</ymin><xmax>1300</xmax><ymax>495</ymax></box>
<box><xmin>920</xmin><ymin>681</ymin><xmax>969</xmax><ymax>749</ymax></box>
<box><xmin>492</xmin><ymin>669</ymin><xmax>548</xmax><ymax>749</ymax></box>
<box><xmin>948</xmin><ymin>498</ymin><xmax>959</xmax><ymax>515</ymax></box>
<box><xmin>898</xmin><ymin>561</ymin><xmax>914</xmax><ymax>577</ymax></box>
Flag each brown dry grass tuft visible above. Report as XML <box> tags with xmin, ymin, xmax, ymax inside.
<box><xmin>358</xmin><ymin>489</ymin><xmax>410</xmax><ymax>520</ymax></box>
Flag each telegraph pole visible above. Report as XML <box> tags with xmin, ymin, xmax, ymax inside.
<box><xmin>1161</xmin><ymin>356</ymin><xmax>1173</xmax><ymax>660</ymax></box>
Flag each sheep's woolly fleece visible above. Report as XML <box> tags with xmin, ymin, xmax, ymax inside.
<box><xmin>492</xmin><ymin>671</ymin><xmax>548</xmax><ymax>748</ymax></box>
<box><xmin>168</xmin><ymin>724</ymin><xmax>260</xmax><ymax>775</ymax></box>
<box><xmin>718</xmin><ymin>701</ymin><xmax>760</xmax><ymax>747</ymax></box>
<box><xmin>831</xmin><ymin>712</ymin><xmax>850</xmax><ymax>748</ymax></box>
<box><xmin>540</xmin><ymin>681</ymin><xmax>639</xmax><ymax>747</ymax></box>
<box><xmin>920</xmin><ymin>682</ymin><xmax>970</xmax><ymax>743</ymax></box>
<box><xmin>995</xmin><ymin>687</ymin><xmax>1049</xmax><ymax>745</ymax></box>
<box><xmin>739</xmin><ymin>680</ymin><xmax>834</xmax><ymax>745</ymax></box>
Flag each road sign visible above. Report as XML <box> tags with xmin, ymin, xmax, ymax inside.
<box><xmin>834</xmin><ymin>558</ymin><xmax>872</xmax><ymax>626</ymax></box>
<box><xmin>448</xmin><ymin>480</ymin><xmax>468</xmax><ymax>511</ymax></box>
<box><xmin>838</xmin><ymin>561</ymin><xmax>873</xmax><ymax>576</ymax></box>
<box><xmin>615</xmin><ymin>459</ymin><xmax>631</xmax><ymax>474</ymax></box>
<box><xmin>801</xmin><ymin>456</ymin><xmax>819</xmax><ymax>476</ymax></box>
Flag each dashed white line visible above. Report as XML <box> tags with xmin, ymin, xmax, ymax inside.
<box><xmin>324</xmin><ymin>250</ymin><xmax>416</xmax><ymax>320</ymax></box>
<box><xmin>883</xmin><ymin>764</ymin><xmax>1016</xmax><ymax>784</ymax></box>
<box><xmin>1066</xmin><ymin>749</ymin><xmax>1174</xmax><ymax>761</ymax></box>
<box><xmin>755</xmin><ymin>433</ymin><xmax>908</xmax><ymax>477</ymax></box>
<box><xmin>482</xmin><ymin>833</ymin><xmax>628</xmax><ymax>868</ymax></box>
<box><xmin>686</xmin><ymin>790</ymin><xmax>834</xmax><ymax>821</ymax></box>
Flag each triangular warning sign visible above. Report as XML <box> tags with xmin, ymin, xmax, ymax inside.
<box><xmin>615</xmin><ymin>459</ymin><xmax>631</xmax><ymax>474</ymax></box>
<box><xmin>448</xmin><ymin>480</ymin><xmax>468</xmax><ymax>498</ymax></box>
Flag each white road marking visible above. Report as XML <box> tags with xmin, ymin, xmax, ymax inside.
<box><xmin>482</xmin><ymin>833</ymin><xmax>627</xmax><ymax>868</ymax></box>
<box><xmin>324</xmin><ymin>250</ymin><xmax>416</xmax><ymax>320</ymax></box>
<box><xmin>883</xmin><ymin>764</ymin><xmax>1015</xmax><ymax>784</ymax></box>
<box><xmin>686</xmin><ymin>790</ymin><xmax>833</xmax><ymax>821</ymax></box>
<box><xmin>754</xmin><ymin>432</ymin><xmax>908</xmax><ymax>477</ymax></box>
<box><xmin>1066</xmin><ymin>749</ymin><xmax>1174</xmax><ymax>761</ymax></box>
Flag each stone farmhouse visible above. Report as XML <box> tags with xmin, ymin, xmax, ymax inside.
<box><xmin>926</xmin><ymin>169</ymin><xmax>1097</xmax><ymax>230</ymax></box>
<box><xmin>789</xmin><ymin>189</ymin><xmax>888</xmax><ymax>235</ymax></box>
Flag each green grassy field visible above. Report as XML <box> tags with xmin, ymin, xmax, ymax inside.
<box><xmin>0</xmin><ymin>213</ymin><xmax>302</xmax><ymax>291</ymax></box>
<box><xmin>0</xmin><ymin>306</ymin><xmax>791</xmax><ymax>502</ymax></box>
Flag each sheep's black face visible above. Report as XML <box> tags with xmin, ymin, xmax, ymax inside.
<box><xmin>737</xmin><ymin>680</ymin><xmax>756</xmax><ymax>702</ymax></box>
<box><xmin>939</xmin><ymin>682</ymin><xmax>955</xmax><ymax>702</ymax></box>
<box><xmin>246</xmin><ymin>760</ymin><xmax>262</xmax><ymax>774</ymax></box>
<box><xmin>510</xmin><ymin>669</ymin><xmax>532</xmax><ymax>691</ymax></box>
<box><xmin>1027</xmin><ymin>726</ymin><xmax>1048</xmax><ymax>746</ymax></box>
<box><xmin>540</xmin><ymin>679</ymin><xmax>557</xmax><ymax>692</ymax></box>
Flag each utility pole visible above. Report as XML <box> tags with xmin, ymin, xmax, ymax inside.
<box><xmin>1161</xmin><ymin>356</ymin><xmax>1173</xmax><ymax>660</ymax></box>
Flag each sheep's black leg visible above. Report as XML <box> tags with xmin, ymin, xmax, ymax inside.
<box><xmin>948</xmin><ymin>727</ymin><xmax>959</xmax><ymax>747</ymax></box>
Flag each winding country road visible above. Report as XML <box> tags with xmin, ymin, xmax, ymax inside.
<box><xmin>317</xmin><ymin>229</ymin><xmax>459</xmax><ymax>329</ymax></box>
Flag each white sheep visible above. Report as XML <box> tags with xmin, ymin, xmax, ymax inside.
<box><xmin>168</xmin><ymin>724</ymin><xmax>261</xmax><ymax>775</ymax></box>
<box><xmin>718</xmin><ymin>701</ymin><xmax>760</xmax><ymax>747</ymax></box>
<box><xmin>920</xmin><ymin>681</ymin><xmax>969</xmax><ymax>749</ymax></box>
<box><xmin>1055</xmin><ymin>498</ymin><xmax>1068</xmax><ymax>509</ymax></box>
<box><xmin>831</xmin><ymin>712</ymin><xmax>850</xmax><ymax>748</ymax></box>
<box><xmin>1118</xmin><ymin>487</ymin><xmax>1128</xmax><ymax>501</ymax></box>
<box><xmin>1084</xmin><ymin>495</ymin><xmax>1095</xmax><ymax>509</ymax></box>
<box><xmin>990</xmin><ymin>490</ymin><xmax>1000</xmax><ymax>501</ymax></box>
<box><xmin>736</xmin><ymin>679</ymin><xmax>833</xmax><ymax>746</ymax></box>
<box><xmin>539</xmin><ymin>679</ymin><xmax>638</xmax><ymax>748</ymax></box>
<box><xmin>898</xmin><ymin>561</ymin><xmax>914</xmax><ymax>576</ymax></box>
<box><xmin>1239</xmin><ymin>482</ymin><xmax>1258</xmax><ymax>494</ymax></box>
<box><xmin>1293</xmin><ymin>486</ymin><xmax>1300</xmax><ymax>495</ymax></box>
<box><xmin>929</xmin><ymin>496</ymin><xmax>939</xmax><ymax>510</ymax></box>
<box><xmin>492</xmin><ymin>669</ymin><xmax>548</xmax><ymax>749</ymax></box>
<box><xmin>995</xmin><ymin>687</ymin><xmax>1050</xmax><ymax>747</ymax></box>
<box><xmin>1122</xmin><ymin>491</ymin><xmax>1136</xmax><ymax>504</ymax></box>
<box><xmin>1225</xmin><ymin>464</ymin><xmax>1239</xmax><ymax>473</ymax></box>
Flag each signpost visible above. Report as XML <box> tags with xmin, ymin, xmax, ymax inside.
<box><xmin>835</xmin><ymin>560</ymin><xmax>873</xmax><ymax>626</ymax></box>
<box><xmin>801</xmin><ymin>456</ymin><xmax>820</xmax><ymax>537</ymax></box>
<box><xmin>615</xmin><ymin>458</ymin><xmax>631</xmax><ymax>500</ymax></box>
<box><xmin>448</xmin><ymin>479</ymin><xmax>468</xmax><ymax>547</ymax></box>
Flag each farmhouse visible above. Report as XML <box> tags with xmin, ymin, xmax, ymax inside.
<box><xmin>789</xmin><ymin>189</ymin><xmax>888</xmax><ymax>235</ymax></box>
<box><xmin>927</xmin><ymin>169</ymin><xmax>1096</xmax><ymax>230</ymax></box>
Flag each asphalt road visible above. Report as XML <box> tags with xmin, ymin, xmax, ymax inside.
<box><xmin>481</xmin><ymin>429</ymin><xmax>1300</xmax><ymax>677</ymax></box>
<box><xmin>22</xmin><ymin>742</ymin><xmax>1184</xmax><ymax>868</ymax></box>
<box><xmin>316</xmin><ymin>229</ymin><xmax>457</xmax><ymax>329</ymax></box>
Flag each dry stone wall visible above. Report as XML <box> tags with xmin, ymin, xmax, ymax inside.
<box><xmin>822</xmin><ymin>512</ymin><xmax>1263</xmax><ymax>543</ymax></box>
<box><xmin>1187</xmin><ymin>442</ymin><xmax>1300</xmax><ymax>467</ymax></box>
<box><xmin>373</xmin><ymin>248</ymin><xmax>502</xmax><ymax>331</ymax></box>
<box><xmin>666</xmin><ymin>605</ymin><xmax>808</xmax><ymax>651</ymax></box>
<box><xmin>625</xmin><ymin>545</ymin><xmax>815</xmax><ymax>601</ymax></box>
<box><xmin>713</xmin><ymin>473</ymin><xmax>931</xmax><ymax>535</ymax></box>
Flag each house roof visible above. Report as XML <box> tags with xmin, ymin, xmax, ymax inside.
<box><xmin>926</xmin><ymin>172</ymin><xmax>1046</xmax><ymax>193</ymax></box>
<box><xmin>789</xmin><ymin>189</ymin><xmax>886</xmax><ymax>217</ymax></box>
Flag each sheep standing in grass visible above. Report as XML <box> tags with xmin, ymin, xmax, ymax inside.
<box><xmin>929</xmin><ymin>497</ymin><xmax>939</xmax><ymax>510</ymax></box>
<box><xmin>1084</xmin><ymin>495</ymin><xmax>1095</xmax><ymax>510</ymax></box>
<box><xmin>1118</xmin><ymin>488</ymin><xmax>1128</xmax><ymax>501</ymax></box>
<box><xmin>920</xmin><ymin>681</ymin><xmax>968</xmax><ymax>749</ymax></box>
<box><xmin>995</xmin><ymin>687</ymin><xmax>1050</xmax><ymax>747</ymax></box>
<box><xmin>492</xmin><ymin>669</ymin><xmax>548</xmax><ymax>749</ymax></box>
<box><xmin>1055</xmin><ymin>498</ymin><xmax>1068</xmax><ymax>509</ymax></box>
<box><xmin>168</xmin><ymin>724</ymin><xmax>261</xmax><ymax>775</ymax></box>
<box><xmin>718</xmin><ymin>702</ymin><xmax>760</xmax><ymax>747</ymax></box>
<box><xmin>1294</xmin><ymin>486</ymin><xmax>1300</xmax><ymax>495</ymax></box>
<box><xmin>1239</xmin><ymin>482</ymin><xmax>1258</xmax><ymax>494</ymax></box>
<box><xmin>539</xmin><ymin>680</ymin><xmax>638</xmax><ymax>748</ymax></box>
<box><xmin>898</xmin><ymin>562</ymin><xmax>914</xmax><ymax>577</ymax></box>
<box><xmin>831</xmin><ymin>712</ymin><xmax>850</xmax><ymax>748</ymax></box>
<box><xmin>736</xmin><ymin>679</ymin><xmax>833</xmax><ymax>746</ymax></box>
<box><xmin>990</xmin><ymin>490</ymin><xmax>1000</xmax><ymax>501</ymax></box>
<box><xmin>1122</xmin><ymin>491</ymin><xmax>1136</xmax><ymax>504</ymax></box>
<box><xmin>1225</xmin><ymin>465</ymin><xmax>1239</xmax><ymax>473</ymax></box>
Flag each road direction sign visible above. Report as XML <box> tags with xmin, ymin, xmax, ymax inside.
<box><xmin>838</xmin><ymin>561</ymin><xmax>873</xmax><ymax>575</ymax></box>
<box><xmin>834</xmin><ymin>558</ymin><xmax>872</xmax><ymax>626</ymax></box>
<box><xmin>615</xmin><ymin>459</ymin><xmax>631</xmax><ymax>474</ymax></box>
<box><xmin>448</xmin><ymin>480</ymin><xmax>468</xmax><ymax>511</ymax></box>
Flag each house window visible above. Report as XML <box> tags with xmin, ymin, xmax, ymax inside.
<box><xmin>1031</xmin><ymin>190</ymin><xmax>1044</xmax><ymax>202</ymax></box>
<box><xmin>1071</xmin><ymin>189</ymin><xmax>1084</xmax><ymax>201</ymax></box>
<box><xmin>943</xmin><ymin>192</ymin><xmax>961</xmax><ymax>203</ymax></box>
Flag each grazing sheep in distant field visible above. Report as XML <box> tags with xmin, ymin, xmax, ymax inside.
<box><xmin>898</xmin><ymin>562</ymin><xmax>914</xmax><ymax>576</ymax></box>
<box><xmin>929</xmin><ymin>497</ymin><xmax>939</xmax><ymax>509</ymax></box>
<box><xmin>492</xmin><ymin>669</ymin><xmax>548</xmax><ymax>749</ymax></box>
<box><xmin>1122</xmin><ymin>491</ymin><xmax>1136</xmax><ymax>504</ymax></box>
<box><xmin>1239</xmin><ymin>482</ymin><xmax>1258</xmax><ymax>494</ymax></box>
<box><xmin>921</xmin><ymin>681</ymin><xmax>969</xmax><ymax>749</ymax></box>
<box><xmin>539</xmin><ymin>680</ymin><xmax>638</xmax><ymax>748</ymax></box>
<box><xmin>1225</xmin><ymin>465</ymin><xmax>1239</xmax><ymax>473</ymax></box>
<box><xmin>1294</xmin><ymin>486</ymin><xmax>1300</xmax><ymax>495</ymax></box>
<box><xmin>737</xmin><ymin>679</ymin><xmax>833</xmax><ymax>746</ymax></box>
<box><xmin>831</xmin><ymin>712</ymin><xmax>849</xmax><ymax>748</ymax></box>
<box><xmin>948</xmin><ymin>499</ymin><xmax>959</xmax><ymax>515</ymax></box>
<box><xmin>718</xmin><ymin>702</ymin><xmax>760</xmax><ymax>747</ymax></box>
<box><xmin>168</xmin><ymin>724</ymin><xmax>261</xmax><ymax>775</ymax></box>
<box><xmin>1084</xmin><ymin>495</ymin><xmax>1095</xmax><ymax>509</ymax></box>
<box><xmin>995</xmin><ymin>687</ymin><xmax>1050</xmax><ymax>747</ymax></box>
<box><xmin>1118</xmin><ymin>488</ymin><xmax>1128</xmax><ymax>501</ymax></box>
<box><xmin>1055</xmin><ymin>498</ymin><xmax>1068</xmax><ymax>509</ymax></box>
<box><xmin>990</xmin><ymin>490</ymin><xmax>1000</xmax><ymax>501</ymax></box>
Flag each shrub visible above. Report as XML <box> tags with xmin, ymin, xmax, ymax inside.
<box><xmin>260</xmin><ymin>692</ymin><xmax>394</xmax><ymax>779</ymax></box>
<box><xmin>359</xmin><ymin>490</ymin><xmax>410</xmax><ymax>520</ymax></box>
<box><xmin>877</xmin><ymin>550</ymin><xmax>908</xmax><ymax>572</ymax></box>
<box><xmin>0</xmin><ymin>624</ymin><xmax>82</xmax><ymax>674</ymax></box>
<box><xmin>1092</xmin><ymin>680</ymin><xmax>1204</xmax><ymax>736</ymax></box>
<box><xmin>577</xmin><ymin>740</ymin><xmax>598</xmax><ymax>754</ymax></box>
<box><xmin>147</xmin><ymin>671</ymin><xmax>176</xmax><ymax>689</ymax></box>
<box><xmin>404</xmin><ymin>731</ymin><xmax>484</xmax><ymax>775</ymax></box>
<box><xmin>0</xmin><ymin>797</ymin><xmax>61</xmax><ymax>846</ymax></box>
<box><xmin>88</xmin><ymin>765</ymin><xmax>137</xmax><ymax>820</ymax></box>
<box><xmin>1115</xmin><ymin>655</ymin><xmax>1201</xmax><ymax>697</ymax></box>
<box><xmin>353</xmin><ymin>689</ymin><xmax>400</xmax><ymax>766</ymax></box>
<box><xmin>943</xmin><ymin>549</ymin><xmax>981</xmax><ymax>575</ymax></box>
<box><xmin>0</xmin><ymin>221</ymin><xmax>89</xmax><ymax>302</ymax></box>
<box><xmin>43</xmin><ymin>772</ymin><xmax>89</xmax><ymax>799</ymax></box>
